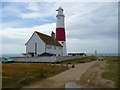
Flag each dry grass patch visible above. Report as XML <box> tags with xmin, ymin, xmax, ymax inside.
<box><xmin>2</xmin><ymin>63</ymin><xmax>68</xmax><ymax>88</ymax></box>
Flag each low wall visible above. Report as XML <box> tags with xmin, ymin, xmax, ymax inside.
<box><xmin>13</xmin><ymin>56</ymin><xmax>85</xmax><ymax>63</ymax></box>
<box><xmin>56</xmin><ymin>56</ymin><xmax>85</xmax><ymax>62</ymax></box>
<box><xmin>13</xmin><ymin>57</ymin><xmax>56</xmax><ymax>62</ymax></box>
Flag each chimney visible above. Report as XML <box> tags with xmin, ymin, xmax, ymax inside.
<box><xmin>51</xmin><ymin>31</ymin><xmax>55</xmax><ymax>41</ymax></box>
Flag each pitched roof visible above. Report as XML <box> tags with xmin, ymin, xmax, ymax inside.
<box><xmin>35</xmin><ymin>31</ymin><xmax>62</xmax><ymax>47</ymax></box>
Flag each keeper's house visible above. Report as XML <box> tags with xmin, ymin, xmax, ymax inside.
<box><xmin>24</xmin><ymin>31</ymin><xmax>63</xmax><ymax>57</ymax></box>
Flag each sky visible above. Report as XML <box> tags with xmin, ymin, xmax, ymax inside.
<box><xmin>1</xmin><ymin>2</ymin><xmax>118</xmax><ymax>54</ymax></box>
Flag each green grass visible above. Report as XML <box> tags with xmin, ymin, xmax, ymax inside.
<box><xmin>60</xmin><ymin>56</ymin><xmax>98</xmax><ymax>64</ymax></box>
<box><xmin>2</xmin><ymin>63</ymin><xmax>68</xmax><ymax>88</ymax></box>
<box><xmin>102</xmin><ymin>56</ymin><xmax>119</xmax><ymax>88</ymax></box>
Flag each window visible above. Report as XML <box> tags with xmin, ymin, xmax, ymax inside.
<box><xmin>54</xmin><ymin>46</ymin><xmax>56</xmax><ymax>49</ymax></box>
<box><xmin>58</xmin><ymin>47</ymin><xmax>61</xmax><ymax>50</ymax></box>
<box><xmin>53</xmin><ymin>54</ymin><xmax>56</xmax><ymax>56</ymax></box>
<box><xmin>58</xmin><ymin>54</ymin><xmax>60</xmax><ymax>56</ymax></box>
<box><xmin>47</xmin><ymin>46</ymin><xmax>51</xmax><ymax>49</ymax></box>
<box><xmin>51</xmin><ymin>46</ymin><xmax>52</xmax><ymax>49</ymax></box>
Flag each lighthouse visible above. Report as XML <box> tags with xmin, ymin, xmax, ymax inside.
<box><xmin>56</xmin><ymin>7</ymin><xmax>67</xmax><ymax>56</ymax></box>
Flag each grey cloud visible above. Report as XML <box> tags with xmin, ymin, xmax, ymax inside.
<box><xmin>65</xmin><ymin>2</ymin><xmax>118</xmax><ymax>53</ymax></box>
<box><xmin>66</xmin><ymin>2</ymin><xmax>118</xmax><ymax>41</ymax></box>
<box><xmin>3</xmin><ymin>37</ymin><xmax>26</xmax><ymax>45</ymax></box>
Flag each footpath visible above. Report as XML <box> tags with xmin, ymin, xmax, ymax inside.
<box><xmin>24</xmin><ymin>61</ymin><xmax>96</xmax><ymax>88</ymax></box>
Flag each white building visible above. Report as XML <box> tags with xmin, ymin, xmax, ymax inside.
<box><xmin>24</xmin><ymin>7</ymin><xmax>67</xmax><ymax>57</ymax></box>
<box><xmin>94</xmin><ymin>50</ymin><xmax>98</xmax><ymax>56</ymax></box>
<box><xmin>25</xmin><ymin>31</ymin><xmax>63</xmax><ymax>57</ymax></box>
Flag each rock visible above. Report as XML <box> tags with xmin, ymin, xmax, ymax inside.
<box><xmin>65</xmin><ymin>82</ymin><xmax>84</xmax><ymax>88</ymax></box>
<box><xmin>87</xmin><ymin>80</ymin><xmax>90</xmax><ymax>83</ymax></box>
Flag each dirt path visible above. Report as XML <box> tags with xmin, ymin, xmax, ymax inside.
<box><xmin>24</xmin><ymin>61</ymin><xmax>96</xmax><ymax>88</ymax></box>
<box><xmin>79</xmin><ymin>60</ymin><xmax>115</xmax><ymax>88</ymax></box>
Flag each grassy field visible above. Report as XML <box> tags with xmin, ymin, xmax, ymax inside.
<box><xmin>2</xmin><ymin>63</ymin><xmax>68</xmax><ymax>88</ymax></box>
<box><xmin>60</xmin><ymin>56</ymin><xmax>98</xmax><ymax>64</ymax></box>
<box><xmin>102</xmin><ymin>56</ymin><xmax>119</xmax><ymax>88</ymax></box>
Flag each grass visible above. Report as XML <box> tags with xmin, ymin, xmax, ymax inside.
<box><xmin>2</xmin><ymin>63</ymin><xmax>68</xmax><ymax>88</ymax></box>
<box><xmin>59</xmin><ymin>56</ymin><xmax>98</xmax><ymax>64</ymax></box>
<box><xmin>102</xmin><ymin>56</ymin><xmax>119</xmax><ymax>88</ymax></box>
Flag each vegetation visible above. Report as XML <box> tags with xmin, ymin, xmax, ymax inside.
<box><xmin>102</xmin><ymin>56</ymin><xmax>119</xmax><ymax>88</ymax></box>
<box><xmin>71</xmin><ymin>64</ymin><xmax>75</xmax><ymax>68</ymax></box>
<box><xmin>60</xmin><ymin>56</ymin><xmax>98</xmax><ymax>64</ymax></box>
<box><xmin>2</xmin><ymin>63</ymin><xmax>68</xmax><ymax>88</ymax></box>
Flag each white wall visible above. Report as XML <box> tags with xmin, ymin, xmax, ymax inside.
<box><xmin>46</xmin><ymin>45</ymin><xmax>62</xmax><ymax>56</ymax></box>
<box><xmin>13</xmin><ymin>56</ymin><xmax>85</xmax><ymax>63</ymax></box>
<box><xmin>56</xmin><ymin>16</ymin><xmax>65</xmax><ymax>28</ymax></box>
<box><xmin>56</xmin><ymin>56</ymin><xmax>85</xmax><ymax>62</ymax></box>
<box><xmin>58</xmin><ymin>41</ymin><xmax>67</xmax><ymax>56</ymax></box>
<box><xmin>13</xmin><ymin>57</ymin><xmax>56</xmax><ymax>62</ymax></box>
<box><xmin>26</xmin><ymin>32</ymin><xmax>45</xmax><ymax>55</ymax></box>
<box><xmin>56</xmin><ymin>7</ymin><xmax>65</xmax><ymax>28</ymax></box>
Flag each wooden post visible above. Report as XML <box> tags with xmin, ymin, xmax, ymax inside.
<box><xmin>54</xmin><ymin>62</ymin><xmax>55</xmax><ymax>70</ymax></box>
<box><xmin>61</xmin><ymin>64</ymin><xmax>63</xmax><ymax>67</ymax></box>
<box><xmin>66</xmin><ymin>63</ymin><xmax>68</xmax><ymax>68</ymax></box>
<box><xmin>54</xmin><ymin>61</ymin><xmax>56</xmax><ymax>66</ymax></box>
<box><xmin>25</xmin><ymin>72</ymin><xmax>28</xmax><ymax>81</ymax></box>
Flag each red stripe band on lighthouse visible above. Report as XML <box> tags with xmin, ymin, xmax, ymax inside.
<box><xmin>56</xmin><ymin>28</ymin><xmax>66</xmax><ymax>41</ymax></box>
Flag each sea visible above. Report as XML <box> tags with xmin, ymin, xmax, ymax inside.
<box><xmin>86</xmin><ymin>53</ymin><xmax>119</xmax><ymax>56</ymax></box>
<box><xmin>1</xmin><ymin>54</ymin><xmax>23</xmax><ymax>58</ymax></box>
<box><xmin>0</xmin><ymin>53</ymin><xmax>119</xmax><ymax>58</ymax></box>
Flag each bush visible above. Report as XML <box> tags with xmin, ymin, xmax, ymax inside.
<box><xmin>112</xmin><ymin>59</ymin><xmax>119</xmax><ymax>61</ymax></box>
<box><xmin>56</xmin><ymin>61</ymin><xmax>60</xmax><ymax>64</ymax></box>
<box><xmin>78</xmin><ymin>61</ymin><xmax>85</xmax><ymax>63</ymax></box>
<box><xmin>68</xmin><ymin>62</ymin><xmax>71</xmax><ymax>64</ymax></box>
<box><xmin>91</xmin><ymin>58</ymin><xmax>97</xmax><ymax>61</ymax></box>
<box><xmin>71</xmin><ymin>64</ymin><xmax>75</xmax><ymax>68</ymax></box>
<box><xmin>40</xmin><ymin>73</ymin><xmax>46</xmax><ymax>78</ymax></box>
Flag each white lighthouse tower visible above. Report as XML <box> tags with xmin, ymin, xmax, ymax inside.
<box><xmin>56</xmin><ymin>7</ymin><xmax>67</xmax><ymax>56</ymax></box>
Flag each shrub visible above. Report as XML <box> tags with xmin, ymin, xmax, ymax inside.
<box><xmin>67</xmin><ymin>62</ymin><xmax>71</xmax><ymax>64</ymax></box>
<box><xmin>78</xmin><ymin>61</ymin><xmax>85</xmax><ymax>63</ymax></box>
<box><xmin>40</xmin><ymin>73</ymin><xmax>46</xmax><ymax>78</ymax></box>
<box><xmin>91</xmin><ymin>58</ymin><xmax>97</xmax><ymax>61</ymax></box>
<box><xmin>56</xmin><ymin>61</ymin><xmax>60</xmax><ymax>64</ymax></box>
<box><xmin>71</xmin><ymin>64</ymin><xmax>75</xmax><ymax>68</ymax></box>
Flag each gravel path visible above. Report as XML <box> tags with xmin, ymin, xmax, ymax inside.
<box><xmin>24</xmin><ymin>61</ymin><xmax>96</xmax><ymax>88</ymax></box>
<box><xmin>79</xmin><ymin>60</ymin><xmax>116</xmax><ymax>88</ymax></box>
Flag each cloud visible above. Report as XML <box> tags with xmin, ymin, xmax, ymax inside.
<box><xmin>27</xmin><ymin>2</ymin><xmax>41</xmax><ymax>11</ymax></box>
<box><xmin>2</xmin><ymin>23</ymin><xmax>56</xmax><ymax>54</ymax></box>
<box><xmin>2</xmin><ymin>3</ymin><xmax>23</xmax><ymax>17</ymax></box>
<box><xmin>66</xmin><ymin>2</ymin><xmax>118</xmax><ymax>40</ymax></box>
<box><xmin>67</xmin><ymin>37</ymin><xmax>118</xmax><ymax>53</ymax></box>
<box><xmin>20</xmin><ymin>12</ymin><xmax>41</xmax><ymax>19</ymax></box>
